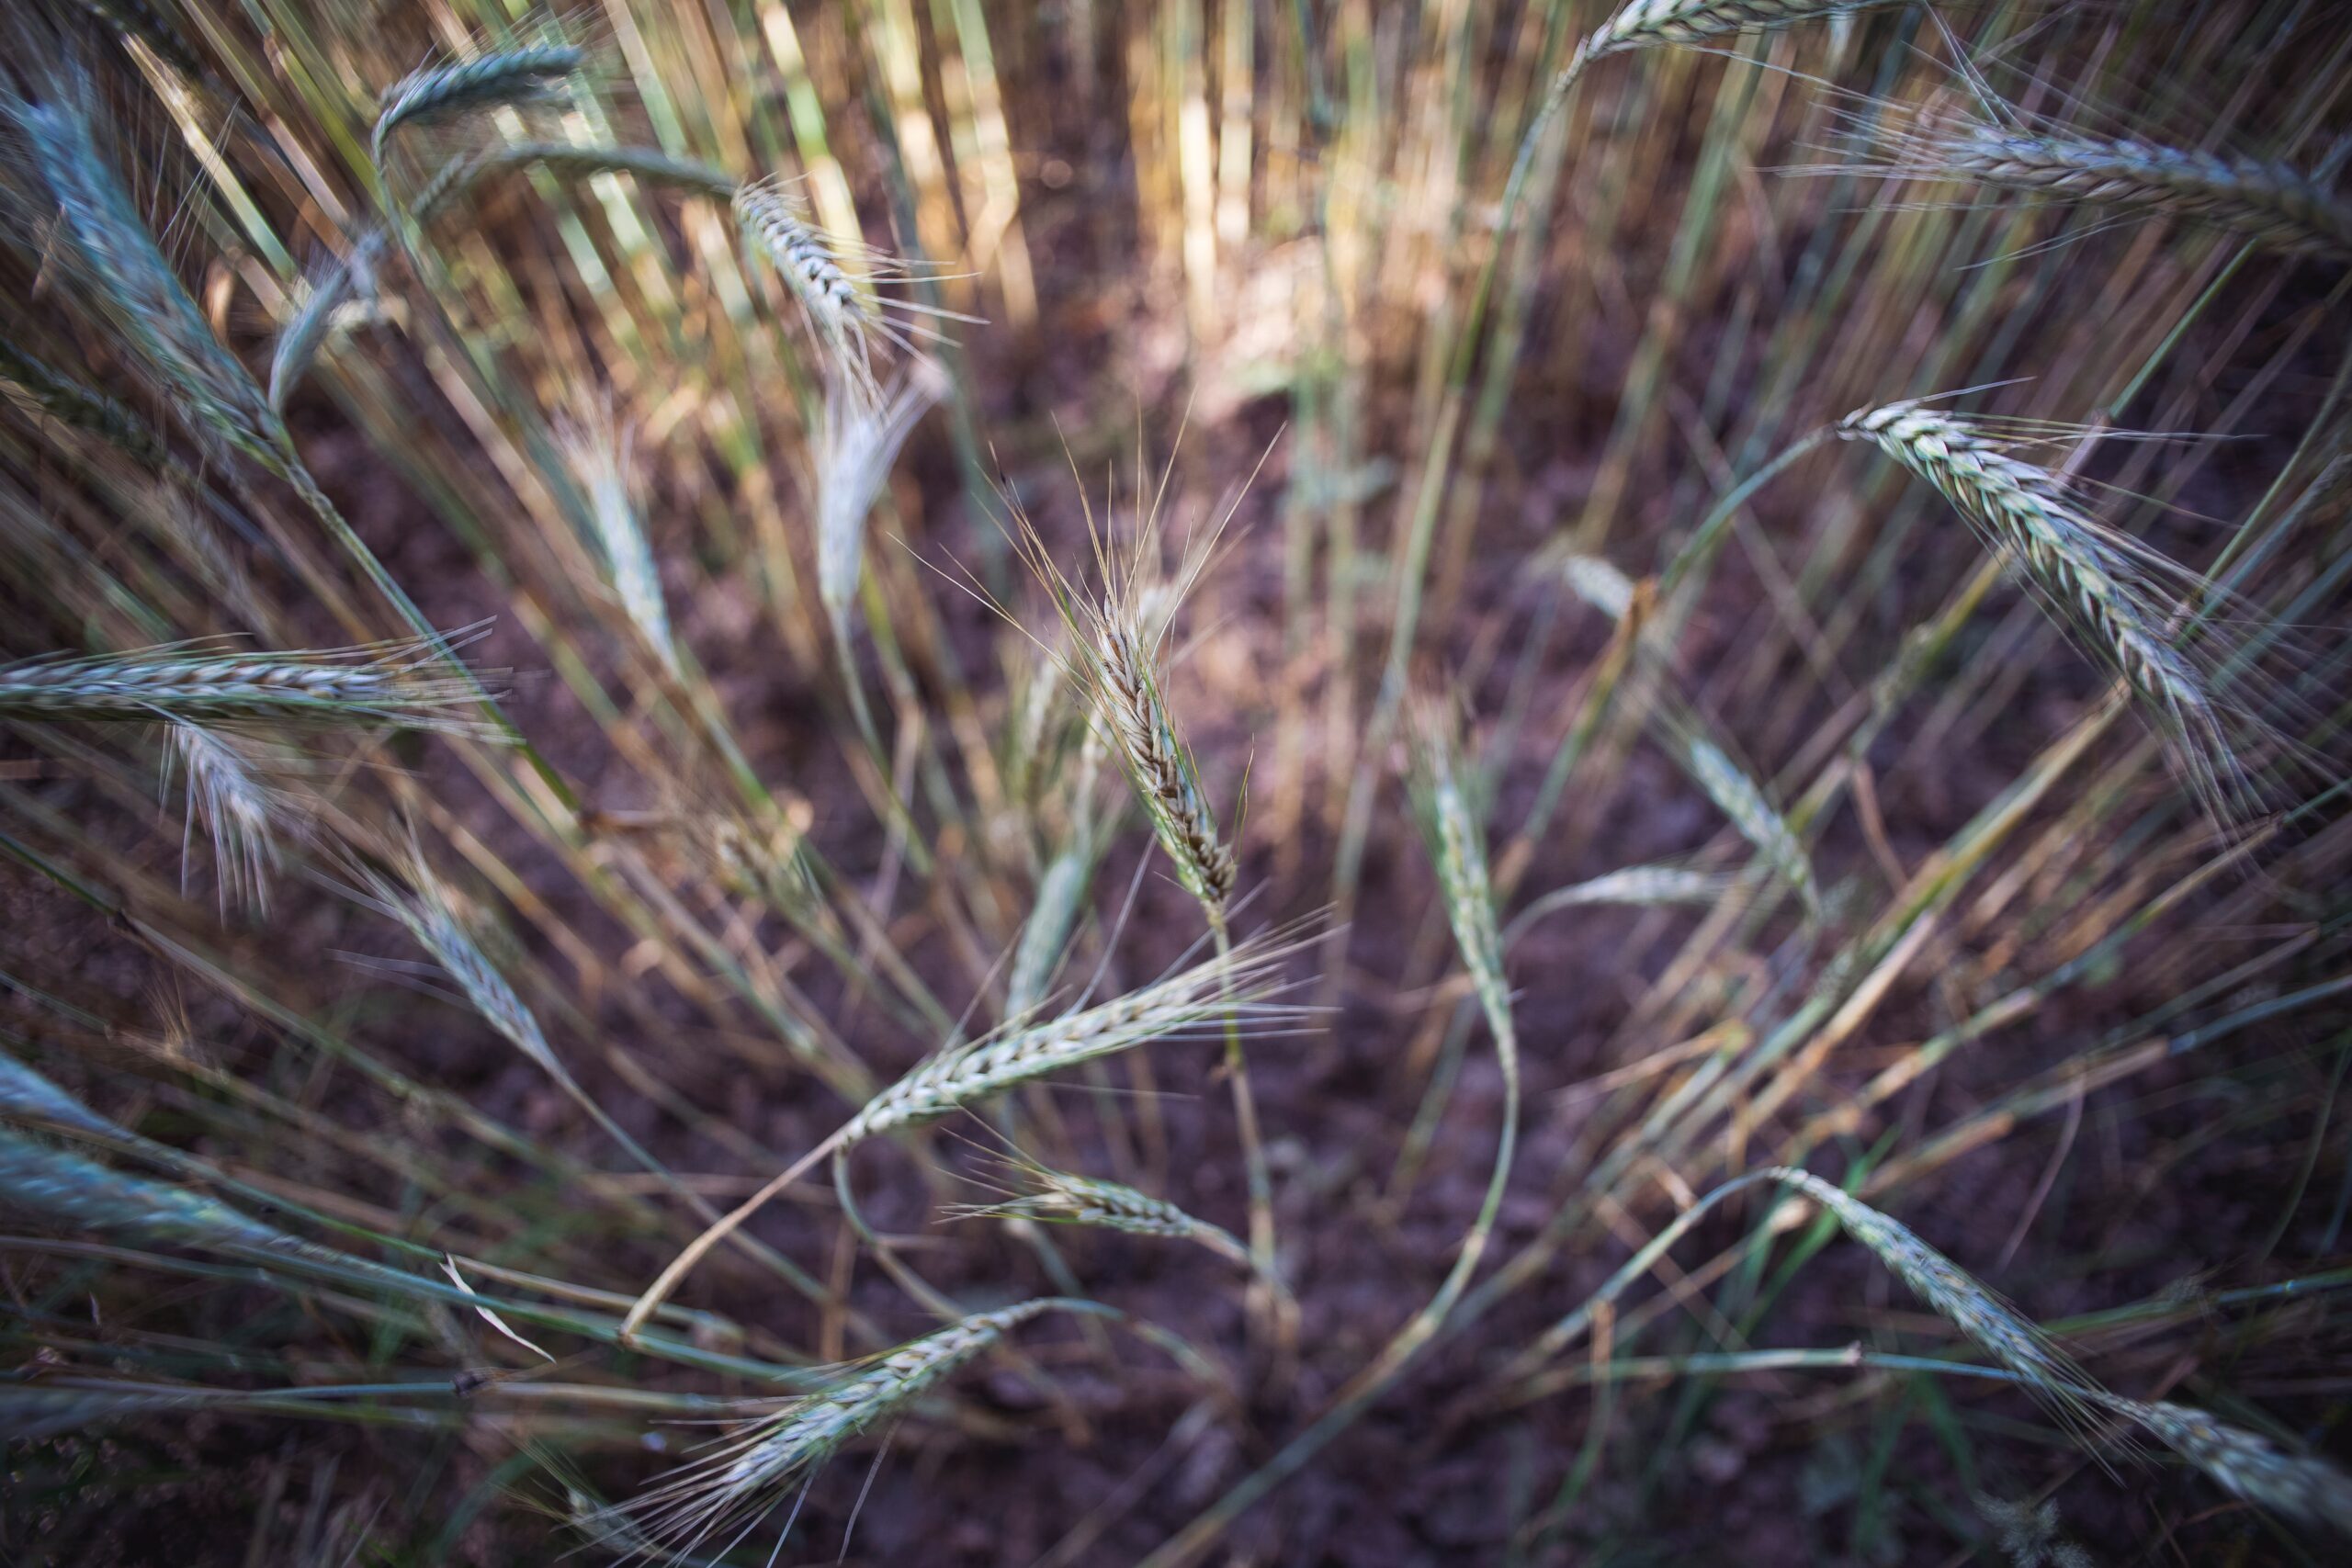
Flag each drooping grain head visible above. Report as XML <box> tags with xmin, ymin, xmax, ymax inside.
<box><xmin>165</xmin><ymin>721</ymin><xmax>296</xmax><ymax>915</ymax></box>
<box><xmin>842</xmin><ymin>931</ymin><xmax>1306</xmax><ymax>1145</ymax></box>
<box><xmin>1838</xmin><ymin>400</ymin><xmax>2246</xmax><ymax>818</ymax></box>
<box><xmin>1407</xmin><ymin>695</ymin><xmax>1511</xmax><ymax>1050</ymax></box>
<box><xmin>1771</xmin><ymin>1168</ymin><xmax>2101</xmax><ymax>1438</ymax></box>
<box><xmin>7</xmin><ymin>83</ymin><xmax>286</xmax><ymax>468</ymax></box>
<box><xmin>2101</xmin><ymin>1396</ymin><xmax>2352</xmax><ymax>1537</ymax></box>
<box><xmin>614</xmin><ymin>1301</ymin><xmax>1065</xmax><ymax>1560</ymax></box>
<box><xmin>0</xmin><ymin>634</ymin><xmax>496</xmax><ymax>732</ymax></box>
<box><xmin>1902</xmin><ymin>117</ymin><xmax>2352</xmax><ymax>260</ymax></box>
<box><xmin>356</xmin><ymin>860</ymin><xmax>560</xmax><ymax>1077</ymax></box>
<box><xmin>952</xmin><ymin>1164</ymin><xmax>1248</xmax><ymax>1262</ymax></box>
<box><xmin>371</xmin><ymin>46</ymin><xmax>585</xmax><ymax>164</ymax></box>
<box><xmin>736</xmin><ymin>178</ymin><xmax>876</xmax><ymax>388</ymax></box>
<box><xmin>1589</xmin><ymin>0</ymin><xmax>1915</xmax><ymax>58</ymax></box>
<box><xmin>1680</xmin><ymin>733</ymin><xmax>1821</xmax><ymax>919</ymax></box>
<box><xmin>817</xmin><ymin>367</ymin><xmax>944</xmax><ymax>637</ymax></box>
<box><xmin>560</xmin><ymin>412</ymin><xmax>678</xmax><ymax>675</ymax></box>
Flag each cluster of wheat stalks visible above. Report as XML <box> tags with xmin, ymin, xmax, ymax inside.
<box><xmin>2</xmin><ymin>0</ymin><xmax>2350</xmax><ymax>1562</ymax></box>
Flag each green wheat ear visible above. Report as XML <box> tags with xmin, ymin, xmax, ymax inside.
<box><xmin>370</xmin><ymin>46</ymin><xmax>585</xmax><ymax>165</ymax></box>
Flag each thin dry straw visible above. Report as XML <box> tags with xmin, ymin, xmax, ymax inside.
<box><xmin>370</xmin><ymin>46</ymin><xmax>584</xmax><ymax>164</ymax></box>
<box><xmin>619</xmin><ymin>933</ymin><xmax>1305</xmax><ymax>1340</ymax></box>
<box><xmin>1837</xmin><ymin>399</ymin><xmax>2241</xmax><ymax>813</ymax></box>
<box><xmin>610</xmin><ymin>1300</ymin><xmax>1088</xmax><ymax>1560</ymax></box>
<box><xmin>1913</xmin><ymin>120</ymin><xmax>2352</xmax><ymax>260</ymax></box>
<box><xmin>0</xmin><ymin>634</ymin><xmax>495</xmax><ymax>732</ymax></box>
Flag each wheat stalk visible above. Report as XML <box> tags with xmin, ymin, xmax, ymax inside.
<box><xmin>0</xmin><ymin>634</ymin><xmax>496</xmax><ymax>732</ymax></box>
<box><xmin>370</xmin><ymin>46</ymin><xmax>584</xmax><ymax>164</ymax></box>
<box><xmin>1838</xmin><ymin>399</ymin><xmax>2243</xmax><ymax>814</ymax></box>
<box><xmin>610</xmin><ymin>1300</ymin><xmax>1082</xmax><ymax>1561</ymax></box>
<box><xmin>1915</xmin><ymin>120</ymin><xmax>2352</xmax><ymax>260</ymax></box>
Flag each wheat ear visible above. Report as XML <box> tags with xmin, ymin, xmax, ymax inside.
<box><xmin>268</xmin><ymin>231</ymin><xmax>385</xmax><ymax>412</ymax></box>
<box><xmin>817</xmin><ymin>367</ymin><xmax>944</xmax><ymax>639</ymax></box>
<box><xmin>560</xmin><ymin>412</ymin><xmax>679</xmax><ymax>675</ymax></box>
<box><xmin>1838</xmin><ymin>399</ymin><xmax>2242</xmax><ymax>815</ymax></box>
<box><xmin>1680</xmin><ymin>733</ymin><xmax>1822</xmax><ymax>919</ymax></box>
<box><xmin>610</xmin><ymin>1300</ymin><xmax>1086</xmax><ymax>1562</ymax></box>
<box><xmin>2098</xmin><ymin>1393</ymin><xmax>2352</xmax><ymax>1536</ymax></box>
<box><xmin>949</xmin><ymin>1163</ymin><xmax>1248</xmax><ymax>1265</ymax></box>
<box><xmin>620</xmin><ymin>934</ymin><xmax>1306</xmax><ymax>1339</ymax></box>
<box><xmin>0</xmin><ymin>633</ymin><xmax>495</xmax><ymax>732</ymax></box>
<box><xmin>0</xmin><ymin>335</ymin><xmax>164</xmax><ymax>461</ymax></box>
<box><xmin>9</xmin><ymin>81</ymin><xmax>286</xmax><ymax>467</ymax></box>
<box><xmin>370</xmin><ymin>46</ymin><xmax>584</xmax><ymax>164</ymax></box>
<box><xmin>1923</xmin><ymin>121</ymin><xmax>2352</xmax><ymax>260</ymax></box>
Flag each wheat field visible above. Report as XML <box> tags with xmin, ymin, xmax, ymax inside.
<box><xmin>2</xmin><ymin>1</ymin><xmax>2350</xmax><ymax>1562</ymax></box>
